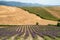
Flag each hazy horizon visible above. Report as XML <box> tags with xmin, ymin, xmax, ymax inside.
<box><xmin>0</xmin><ymin>0</ymin><xmax>60</xmax><ymax>5</ymax></box>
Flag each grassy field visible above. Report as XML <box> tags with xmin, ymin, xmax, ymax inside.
<box><xmin>20</xmin><ymin>7</ymin><xmax>59</xmax><ymax>21</ymax></box>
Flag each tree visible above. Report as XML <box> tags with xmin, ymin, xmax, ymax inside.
<box><xmin>57</xmin><ymin>23</ymin><xmax>60</xmax><ymax>26</ymax></box>
<box><xmin>58</xmin><ymin>20</ymin><xmax>60</xmax><ymax>22</ymax></box>
<box><xmin>36</xmin><ymin>22</ymin><xmax>39</xmax><ymax>25</ymax></box>
<box><xmin>57</xmin><ymin>19</ymin><xmax>60</xmax><ymax>26</ymax></box>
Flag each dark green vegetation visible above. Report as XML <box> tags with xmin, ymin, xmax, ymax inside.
<box><xmin>36</xmin><ymin>22</ymin><xmax>39</xmax><ymax>25</ymax></box>
<box><xmin>0</xmin><ymin>25</ymin><xmax>60</xmax><ymax>40</ymax></box>
<box><xmin>57</xmin><ymin>23</ymin><xmax>60</xmax><ymax>26</ymax></box>
<box><xmin>57</xmin><ymin>20</ymin><xmax>60</xmax><ymax>26</ymax></box>
<box><xmin>20</xmin><ymin>7</ymin><xmax>58</xmax><ymax>21</ymax></box>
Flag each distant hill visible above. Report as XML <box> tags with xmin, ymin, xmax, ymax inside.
<box><xmin>0</xmin><ymin>1</ymin><xmax>42</xmax><ymax>7</ymax></box>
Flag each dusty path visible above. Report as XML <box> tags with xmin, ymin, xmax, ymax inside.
<box><xmin>0</xmin><ymin>5</ymin><xmax>57</xmax><ymax>25</ymax></box>
<box><xmin>42</xmin><ymin>7</ymin><xmax>60</xmax><ymax>18</ymax></box>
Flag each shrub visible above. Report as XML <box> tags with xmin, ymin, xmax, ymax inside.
<box><xmin>57</xmin><ymin>23</ymin><xmax>60</xmax><ymax>26</ymax></box>
<box><xmin>48</xmin><ymin>24</ymin><xmax>56</xmax><ymax>26</ymax></box>
<box><xmin>36</xmin><ymin>22</ymin><xmax>39</xmax><ymax>25</ymax></box>
<box><xmin>57</xmin><ymin>19</ymin><xmax>60</xmax><ymax>22</ymax></box>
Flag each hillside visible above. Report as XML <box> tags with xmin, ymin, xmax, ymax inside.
<box><xmin>45</xmin><ymin>7</ymin><xmax>60</xmax><ymax>18</ymax></box>
<box><xmin>21</xmin><ymin>7</ymin><xmax>59</xmax><ymax>21</ymax></box>
<box><xmin>0</xmin><ymin>6</ymin><xmax>57</xmax><ymax>25</ymax></box>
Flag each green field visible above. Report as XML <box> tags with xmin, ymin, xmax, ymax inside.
<box><xmin>20</xmin><ymin>7</ymin><xmax>59</xmax><ymax>21</ymax></box>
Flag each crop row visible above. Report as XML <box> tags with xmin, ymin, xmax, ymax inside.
<box><xmin>0</xmin><ymin>25</ymin><xmax>60</xmax><ymax>40</ymax></box>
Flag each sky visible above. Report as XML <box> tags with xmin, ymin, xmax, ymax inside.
<box><xmin>0</xmin><ymin>0</ymin><xmax>60</xmax><ymax>5</ymax></box>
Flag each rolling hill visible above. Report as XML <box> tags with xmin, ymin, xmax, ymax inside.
<box><xmin>0</xmin><ymin>6</ymin><xmax>57</xmax><ymax>25</ymax></box>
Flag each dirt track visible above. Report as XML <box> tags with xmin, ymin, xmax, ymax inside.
<box><xmin>0</xmin><ymin>6</ymin><xmax>57</xmax><ymax>25</ymax></box>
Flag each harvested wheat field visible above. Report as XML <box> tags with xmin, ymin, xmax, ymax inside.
<box><xmin>44</xmin><ymin>7</ymin><xmax>60</xmax><ymax>18</ymax></box>
<box><xmin>0</xmin><ymin>5</ymin><xmax>57</xmax><ymax>25</ymax></box>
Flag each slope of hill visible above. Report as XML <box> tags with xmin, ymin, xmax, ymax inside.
<box><xmin>45</xmin><ymin>7</ymin><xmax>60</xmax><ymax>18</ymax></box>
<box><xmin>0</xmin><ymin>6</ymin><xmax>57</xmax><ymax>25</ymax></box>
<box><xmin>21</xmin><ymin>7</ymin><xmax>59</xmax><ymax>21</ymax></box>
